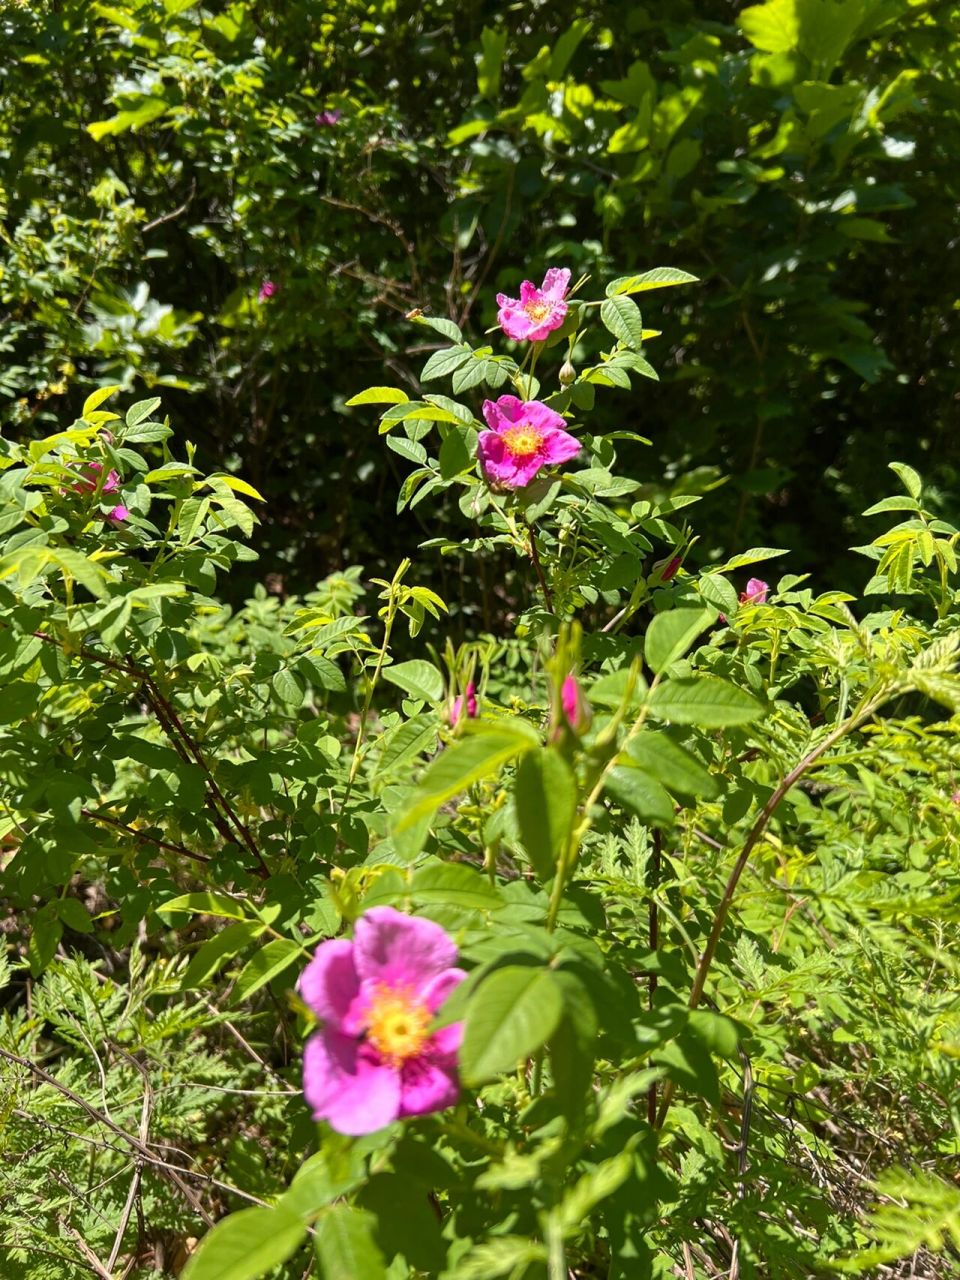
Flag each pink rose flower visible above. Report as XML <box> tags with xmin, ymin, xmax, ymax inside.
<box><xmin>740</xmin><ymin>578</ymin><xmax>769</xmax><ymax>605</ymax></box>
<box><xmin>258</xmin><ymin>280</ymin><xmax>277</xmax><ymax>302</ymax></box>
<box><xmin>300</xmin><ymin>906</ymin><xmax>467</xmax><ymax>1136</ymax></box>
<box><xmin>451</xmin><ymin>681</ymin><xmax>477</xmax><ymax>726</ymax></box>
<box><xmin>561</xmin><ymin>674</ymin><xmax>591</xmax><ymax>735</ymax></box>
<box><xmin>106</xmin><ymin>504</ymin><xmax>129</xmax><ymax>525</ymax></box>
<box><xmin>496</xmin><ymin>268</ymin><xmax>571</xmax><ymax>342</ymax></box>
<box><xmin>73</xmin><ymin>461</ymin><xmax>120</xmax><ymax>495</ymax></box>
<box><xmin>316</xmin><ymin>109</ymin><xmax>342</xmax><ymax>126</ymax></box>
<box><xmin>478</xmin><ymin>395</ymin><xmax>580</xmax><ymax>490</ymax></box>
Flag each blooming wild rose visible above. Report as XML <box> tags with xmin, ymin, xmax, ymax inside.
<box><xmin>316</xmin><ymin>109</ymin><xmax>342</xmax><ymax>126</ymax></box>
<box><xmin>258</xmin><ymin>280</ymin><xmax>277</xmax><ymax>302</ymax></box>
<box><xmin>496</xmin><ymin>267</ymin><xmax>571</xmax><ymax>342</ymax></box>
<box><xmin>740</xmin><ymin>578</ymin><xmax>769</xmax><ymax>605</ymax></box>
<box><xmin>477</xmin><ymin>395</ymin><xmax>580</xmax><ymax>490</ymax></box>
<box><xmin>300</xmin><ymin>906</ymin><xmax>466</xmax><ymax>1136</ymax></box>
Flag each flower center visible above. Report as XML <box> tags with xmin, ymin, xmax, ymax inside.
<box><xmin>501</xmin><ymin>423</ymin><xmax>544</xmax><ymax>459</ymax></box>
<box><xmin>523</xmin><ymin>300</ymin><xmax>551</xmax><ymax>322</ymax></box>
<box><xmin>365</xmin><ymin>986</ymin><xmax>430</xmax><ymax>1067</ymax></box>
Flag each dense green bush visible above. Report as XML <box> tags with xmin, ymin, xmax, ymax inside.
<box><xmin>3</xmin><ymin>0</ymin><xmax>959</xmax><ymax>593</ymax></box>
<box><xmin>2</xmin><ymin>260</ymin><xmax>960</xmax><ymax>1276</ymax></box>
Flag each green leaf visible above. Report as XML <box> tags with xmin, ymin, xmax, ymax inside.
<box><xmin>314</xmin><ymin>1206</ymin><xmax>387</xmax><ymax>1280</ymax></box>
<box><xmin>600</xmin><ymin>295</ymin><xmax>644</xmax><ymax>349</ymax></box>
<box><xmin>603</xmin><ymin>761</ymin><xmax>675</xmax><ymax>826</ymax></box>
<box><xmin>461</xmin><ymin>966</ymin><xmax>564</xmax><ymax>1084</ymax></box>
<box><xmin>709</xmin><ymin>546</ymin><xmax>789</xmax><ymax>573</ymax></box>
<box><xmin>738</xmin><ymin>0</ymin><xmax>799</xmax><ymax>53</ymax></box>
<box><xmin>605</xmin><ymin>268</ymin><xmax>699</xmax><ymax>296</ymax></box>
<box><xmin>28</xmin><ymin>908</ymin><xmax>62</xmax><ymax>977</ymax></box>
<box><xmin>889</xmin><ymin>461</ymin><xmax>922</xmax><ymax>500</ymax></box>
<box><xmin>231</xmin><ymin>938</ymin><xmax>303</xmax><ymax>1004</ymax></box>
<box><xmin>410</xmin><ymin>859</ymin><xmax>502</xmax><ymax>911</ymax></box>
<box><xmin>125</xmin><ymin>397</ymin><xmax>162</xmax><ymax>427</ymax></box>
<box><xmin>420</xmin><ymin>345</ymin><xmax>473</xmax><ymax>381</ymax></box>
<box><xmin>182</xmin><ymin>1206</ymin><xmax>306</xmax><ymax>1280</ymax></box>
<box><xmin>272</xmin><ymin>667</ymin><xmax>306</xmax><ymax>707</ymax></box>
<box><xmin>396</xmin><ymin>722</ymin><xmax>538</xmax><ymax>831</ymax></box>
<box><xmin>413</xmin><ymin>315</ymin><xmax>463</xmax><ymax>342</ymax></box>
<box><xmin>644</xmin><ymin>606</ymin><xmax>716</xmax><ymax>674</ymax></box>
<box><xmin>648</xmin><ymin>676</ymin><xmax>765</xmax><ymax>726</ymax></box>
<box><xmin>345</xmin><ymin>386</ymin><xmax>409</xmax><ymax>407</ymax></box>
<box><xmin>381</xmin><ymin>659</ymin><xmax>444</xmax><ymax>702</ymax></box>
<box><xmin>158</xmin><ymin>892</ymin><xmax>249</xmax><ymax>921</ymax></box>
<box><xmin>625</xmin><ymin>732</ymin><xmax>718</xmax><ymax>799</ymax></box>
<box><xmin>81</xmin><ymin>385</ymin><xmax>122</xmax><ymax>417</ymax></box>
<box><xmin>181</xmin><ymin>922</ymin><xmax>264</xmax><ymax>990</ymax></box>
<box><xmin>514</xmin><ymin>748</ymin><xmax>577</xmax><ymax>881</ymax></box>
<box><xmin>478</xmin><ymin>27</ymin><xmax>508</xmax><ymax>100</ymax></box>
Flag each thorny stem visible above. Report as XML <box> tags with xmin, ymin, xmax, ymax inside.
<box><xmin>654</xmin><ymin>687</ymin><xmax>894</xmax><ymax>1129</ymax></box>
<box><xmin>647</xmin><ymin>828</ymin><xmax>662</xmax><ymax>1127</ymax></box>
<box><xmin>526</xmin><ymin>520</ymin><xmax>555</xmax><ymax>614</ymax></box>
<box><xmin>29</xmin><ymin>629</ymin><xmax>270</xmax><ymax>878</ymax></box>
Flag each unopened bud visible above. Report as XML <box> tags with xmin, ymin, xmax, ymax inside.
<box><xmin>561</xmin><ymin>674</ymin><xmax>591</xmax><ymax>736</ymax></box>
<box><xmin>651</xmin><ymin>554</ymin><xmax>682</xmax><ymax>583</ymax></box>
<box><xmin>449</xmin><ymin>681</ymin><xmax>478</xmax><ymax>727</ymax></box>
<box><xmin>559</xmin><ymin>360</ymin><xmax>577</xmax><ymax>388</ymax></box>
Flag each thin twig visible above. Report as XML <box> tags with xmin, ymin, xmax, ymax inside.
<box><xmin>81</xmin><ymin>808</ymin><xmax>210</xmax><ymax>865</ymax></box>
<box><xmin>655</xmin><ymin>692</ymin><xmax>891</xmax><ymax>1129</ymax></box>
<box><xmin>526</xmin><ymin>522</ymin><xmax>554</xmax><ymax>614</ymax></box>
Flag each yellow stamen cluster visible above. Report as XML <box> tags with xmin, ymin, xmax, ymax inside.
<box><xmin>502</xmin><ymin>424</ymin><xmax>543</xmax><ymax>459</ymax></box>
<box><xmin>523</xmin><ymin>301</ymin><xmax>551</xmax><ymax>322</ymax></box>
<box><xmin>365</xmin><ymin>986</ymin><xmax>431</xmax><ymax>1067</ymax></box>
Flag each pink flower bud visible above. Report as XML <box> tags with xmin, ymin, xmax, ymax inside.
<box><xmin>739</xmin><ymin>578</ymin><xmax>769</xmax><ymax>605</ymax></box>
<box><xmin>652</xmin><ymin>554</ymin><xmax>682</xmax><ymax>583</ymax></box>
<box><xmin>450</xmin><ymin>681</ymin><xmax>477</xmax><ymax>726</ymax></box>
<box><xmin>106</xmin><ymin>504</ymin><xmax>129</xmax><ymax>525</ymax></box>
<box><xmin>561</xmin><ymin>674</ymin><xmax>591</xmax><ymax>735</ymax></box>
<box><xmin>258</xmin><ymin>279</ymin><xmax>277</xmax><ymax>302</ymax></box>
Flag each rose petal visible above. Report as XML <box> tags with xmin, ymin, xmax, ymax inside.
<box><xmin>299</xmin><ymin>938</ymin><xmax>361</xmax><ymax>1032</ymax></box>
<box><xmin>538</xmin><ymin>424</ymin><xmax>580</xmax><ymax>466</ymax></box>
<box><xmin>303</xmin><ymin>1030</ymin><xmax>401</xmax><ymax>1135</ymax></box>
<box><xmin>541</xmin><ymin>267</ymin><xmax>571</xmax><ymax>300</ymax></box>
<box><xmin>523</xmin><ymin>400</ymin><xmax>568</xmax><ymax>434</ymax></box>
<box><xmin>398</xmin><ymin>1056</ymin><xmax>460</xmax><ymax>1118</ymax></box>
<box><xmin>353</xmin><ymin>906</ymin><xmax>458</xmax><ymax>994</ymax></box>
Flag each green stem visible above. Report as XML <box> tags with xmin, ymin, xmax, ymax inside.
<box><xmin>546</xmin><ymin>1215</ymin><xmax>567</xmax><ymax>1280</ymax></box>
<box><xmin>344</xmin><ymin>560</ymin><xmax>408</xmax><ymax>804</ymax></box>
<box><xmin>654</xmin><ymin>685</ymin><xmax>894</xmax><ymax>1129</ymax></box>
<box><xmin>545</xmin><ymin>672</ymin><xmax>661</xmax><ymax>931</ymax></box>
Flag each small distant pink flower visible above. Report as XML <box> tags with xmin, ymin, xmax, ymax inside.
<box><xmin>300</xmin><ymin>906</ymin><xmax>466</xmax><ymax>1136</ymax></box>
<box><xmin>315</xmin><ymin>109</ymin><xmax>342</xmax><ymax>126</ymax></box>
<box><xmin>451</xmin><ymin>681</ymin><xmax>477</xmax><ymax>726</ymax></box>
<box><xmin>496</xmin><ymin>268</ymin><xmax>571</xmax><ymax>342</ymax></box>
<box><xmin>106</xmin><ymin>504</ymin><xmax>129</xmax><ymax>525</ymax></box>
<box><xmin>740</xmin><ymin>578</ymin><xmax>769</xmax><ymax>605</ymax></box>
<box><xmin>561</xmin><ymin>675</ymin><xmax>591</xmax><ymax>735</ymax></box>
<box><xmin>478</xmin><ymin>395</ymin><xmax>580</xmax><ymax>490</ymax></box>
<box><xmin>258</xmin><ymin>280</ymin><xmax>277</xmax><ymax>302</ymax></box>
<box><xmin>73</xmin><ymin>461</ymin><xmax>120</xmax><ymax>495</ymax></box>
<box><xmin>951</xmin><ymin>790</ymin><xmax>960</xmax><ymax>805</ymax></box>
